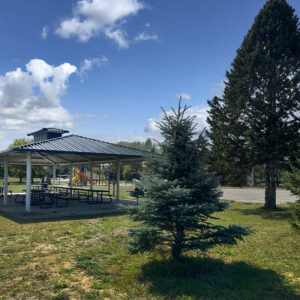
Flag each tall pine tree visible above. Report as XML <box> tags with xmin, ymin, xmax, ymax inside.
<box><xmin>128</xmin><ymin>101</ymin><xmax>249</xmax><ymax>261</ymax></box>
<box><xmin>206</xmin><ymin>96</ymin><xmax>249</xmax><ymax>186</ymax></box>
<box><xmin>208</xmin><ymin>0</ymin><xmax>300</xmax><ymax>208</ymax></box>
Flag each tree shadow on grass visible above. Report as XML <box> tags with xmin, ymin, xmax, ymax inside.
<box><xmin>232</xmin><ymin>205</ymin><xmax>292</xmax><ymax>221</ymax></box>
<box><xmin>140</xmin><ymin>256</ymin><xmax>299</xmax><ymax>300</ymax></box>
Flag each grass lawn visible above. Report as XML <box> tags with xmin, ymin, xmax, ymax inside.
<box><xmin>0</xmin><ymin>177</ymin><xmax>33</xmax><ymax>193</ymax></box>
<box><xmin>0</xmin><ymin>177</ymin><xmax>136</xmax><ymax>200</ymax></box>
<box><xmin>0</xmin><ymin>202</ymin><xmax>299</xmax><ymax>299</ymax></box>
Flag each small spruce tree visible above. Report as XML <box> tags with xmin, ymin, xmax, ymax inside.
<box><xmin>282</xmin><ymin>159</ymin><xmax>300</xmax><ymax>231</ymax></box>
<box><xmin>128</xmin><ymin>101</ymin><xmax>250</xmax><ymax>260</ymax></box>
<box><xmin>282</xmin><ymin>159</ymin><xmax>300</xmax><ymax>199</ymax></box>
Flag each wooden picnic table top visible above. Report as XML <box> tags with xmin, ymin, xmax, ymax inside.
<box><xmin>22</xmin><ymin>187</ymin><xmax>111</xmax><ymax>195</ymax></box>
<box><xmin>52</xmin><ymin>186</ymin><xmax>111</xmax><ymax>194</ymax></box>
<box><xmin>23</xmin><ymin>189</ymin><xmax>49</xmax><ymax>193</ymax></box>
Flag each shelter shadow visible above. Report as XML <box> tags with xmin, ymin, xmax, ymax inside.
<box><xmin>0</xmin><ymin>210</ymin><xmax>127</xmax><ymax>224</ymax></box>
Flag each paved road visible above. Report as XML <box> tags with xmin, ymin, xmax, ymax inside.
<box><xmin>221</xmin><ymin>188</ymin><xmax>298</xmax><ymax>204</ymax></box>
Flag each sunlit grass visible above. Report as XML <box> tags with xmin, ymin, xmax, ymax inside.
<box><xmin>0</xmin><ymin>202</ymin><xmax>299</xmax><ymax>299</ymax></box>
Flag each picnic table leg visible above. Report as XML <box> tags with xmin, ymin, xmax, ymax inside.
<box><xmin>15</xmin><ymin>194</ymin><xmax>25</xmax><ymax>204</ymax></box>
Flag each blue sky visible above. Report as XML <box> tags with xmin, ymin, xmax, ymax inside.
<box><xmin>0</xmin><ymin>0</ymin><xmax>299</xmax><ymax>148</ymax></box>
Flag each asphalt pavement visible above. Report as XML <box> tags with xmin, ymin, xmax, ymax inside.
<box><xmin>221</xmin><ymin>188</ymin><xmax>297</xmax><ymax>204</ymax></box>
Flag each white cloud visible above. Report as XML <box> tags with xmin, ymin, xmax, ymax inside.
<box><xmin>187</xmin><ymin>105</ymin><xmax>209</xmax><ymax>132</ymax></box>
<box><xmin>144</xmin><ymin>118</ymin><xmax>160</xmax><ymax>132</ymax></box>
<box><xmin>74</xmin><ymin>113</ymin><xmax>97</xmax><ymax>119</ymax></box>
<box><xmin>144</xmin><ymin>105</ymin><xmax>209</xmax><ymax>134</ymax></box>
<box><xmin>104</xmin><ymin>27</ymin><xmax>129</xmax><ymax>48</ymax></box>
<box><xmin>134</xmin><ymin>31</ymin><xmax>158</xmax><ymax>42</ymax></box>
<box><xmin>177</xmin><ymin>93</ymin><xmax>192</xmax><ymax>100</ymax></box>
<box><xmin>78</xmin><ymin>56</ymin><xmax>108</xmax><ymax>82</ymax></box>
<box><xmin>145</xmin><ymin>22</ymin><xmax>150</xmax><ymax>27</ymax></box>
<box><xmin>0</xmin><ymin>59</ymin><xmax>77</xmax><ymax>145</ymax></box>
<box><xmin>55</xmin><ymin>0</ymin><xmax>144</xmax><ymax>48</ymax></box>
<box><xmin>41</xmin><ymin>26</ymin><xmax>49</xmax><ymax>40</ymax></box>
<box><xmin>211</xmin><ymin>79</ymin><xmax>226</xmax><ymax>98</ymax></box>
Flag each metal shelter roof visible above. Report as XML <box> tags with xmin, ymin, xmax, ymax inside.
<box><xmin>0</xmin><ymin>134</ymin><xmax>150</xmax><ymax>166</ymax></box>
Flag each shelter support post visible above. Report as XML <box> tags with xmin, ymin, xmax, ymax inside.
<box><xmin>3</xmin><ymin>155</ymin><xmax>8</xmax><ymax>206</ymax></box>
<box><xmin>25</xmin><ymin>152</ymin><xmax>32</xmax><ymax>213</ymax></box>
<box><xmin>69</xmin><ymin>164</ymin><xmax>73</xmax><ymax>188</ymax></box>
<box><xmin>90</xmin><ymin>162</ymin><xmax>93</xmax><ymax>190</ymax></box>
<box><xmin>53</xmin><ymin>165</ymin><xmax>56</xmax><ymax>186</ymax></box>
<box><xmin>116</xmin><ymin>161</ymin><xmax>120</xmax><ymax>201</ymax></box>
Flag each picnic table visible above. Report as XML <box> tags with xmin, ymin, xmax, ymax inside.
<box><xmin>89</xmin><ymin>189</ymin><xmax>112</xmax><ymax>204</ymax></box>
<box><xmin>0</xmin><ymin>185</ymin><xmax>13</xmax><ymax>198</ymax></box>
<box><xmin>14</xmin><ymin>186</ymin><xmax>113</xmax><ymax>209</ymax></box>
<box><xmin>52</xmin><ymin>186</ymin><xmax>112</xmax><ymax>203</ymax></box>
<box><xmin>17</xmin><ymin>189</ymin><xmax>49</xmax><ymax>206</ymax></box>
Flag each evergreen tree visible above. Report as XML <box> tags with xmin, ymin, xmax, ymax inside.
<box><xmin>208</xmin><ymin>0</ymin><xmax>300</xmax><ymax>208</ymax></box>
<box><xmin>206</xmin><ymin>96</ymin><xmax>248</xmax><ymax>186</ymax></box>
<box><xmin>282</xmin><ymin>159</ymin><xmax>300</xmax><ymax>199</ymax></box>
<box><xmin>128</xmin><ymin>101</ymin><xmax>249</xmax><ymax>261</ymax></box>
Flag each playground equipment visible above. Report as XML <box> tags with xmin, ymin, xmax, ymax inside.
<box><xmin>72</xmin><ymin>169</ymin><xmax>96</xmax><ymax>185</ymax></box>
<box><xmin>98</xmin><ymin>175</ymin><xmax>109</xmax><ymax>185</ymax></box>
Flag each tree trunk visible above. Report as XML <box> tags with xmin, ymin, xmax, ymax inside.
<box><xmin>172</xmin><ymin>243</ymin><xmax>182</xmax><ymax>261</ymax></box>
<box><xmin>264</xmin><ymin>161</ymin><xmax>277</xmax><ymax>209</ymax></box>
<box><xmin>172</xmin><ymin>229</ymin><xmax>184</xmax><ymax>261</ymax></box>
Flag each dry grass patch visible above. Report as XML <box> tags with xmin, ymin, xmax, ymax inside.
<box><xmin>0</xmin><ymin>203</ymin><xmax>299</xmax><ymax>299</ymax></box>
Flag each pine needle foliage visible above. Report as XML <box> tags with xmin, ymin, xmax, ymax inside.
<box><xmin>207</xmin><ymin>0</ymin><xmax>300</xmax><ymax>208</ymax></box>
<box><xmin>128</xmin><ymin>101</ymin><xmax>250</xmax><ymax>260</ymax></box>
<box><xmin>206</xmin><ymin>96</ymin><xmax>249</xmax><ymax>186</ymax></box>
<box><xmin>282</xmin><ymin>160</ymin><xmax>300</xmax><ymax>232</ymax></box>
<box><xmin>282</xmin><ymin>160</ymin><xmax>300</xmax><ymax>200</ymax></box>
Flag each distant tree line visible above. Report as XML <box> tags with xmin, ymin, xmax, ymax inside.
<box><xmin>3</xmin><ymin>138</ymin><xmax>45</xmax><ymax>183</ymax></box>
<box><xmin>117</xmin><ymin>138</ymin><xmax>158</xmax><ymax>181</ymax></box>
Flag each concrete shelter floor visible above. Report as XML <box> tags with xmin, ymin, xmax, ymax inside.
<box><xmin>0</xmin><ymin>195</ymin><xmax>136</xmax><ymax>220</ymax></box>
